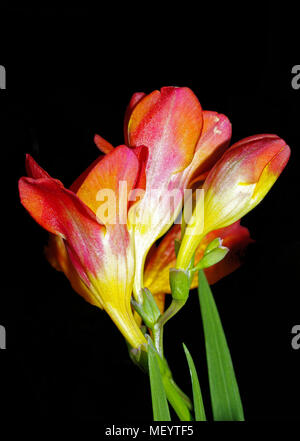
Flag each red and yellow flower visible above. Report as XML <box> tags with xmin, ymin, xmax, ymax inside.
<box><xmin>18</xmin><ymin>86</ymin><xmax>291</xmax><ymax>347</ymax></box>
<box><xmin>19</xmin><ymin>148</ymin><xmax>147</xmax><ymax>349</ymax></box>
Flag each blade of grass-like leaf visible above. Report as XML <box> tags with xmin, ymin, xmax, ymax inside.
<box><xmin>183</xmin><ymin>343</ymin><xmax>207</xmax><ymax>421</ymax></box>
<box><xmin>147</xmin><ymin>338</ymin><xmax>171</xmax><ymax>421</ymax></box>
<box><xmin>198</xmin><ymin>270</ymin><xmax>244</xmax><ymax>421</ymax></box>
<box><xmin>162</xmin><ymin>376</ymin><xmax>193</xmax><ymax>421</ymax></box>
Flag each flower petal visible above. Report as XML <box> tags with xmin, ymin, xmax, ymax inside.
<box><xmin>76</xmin><ymin>145</ymin><xmax>141</xmax><ymax>225</ymax></box>
<box><xmin>25</xmin><ymin>154</ymin><xmax>52</xmax><ymax>179</ymax></box>
<box><xmin>131</xmin><ymin>145</ymin><xmax>148</xmax><ymax>192</ymax></box>
<box><xmin>19</xmin><ymin>175</ymin><xmax>105</xmax><ymax>285</ymax></box>
<box><xmin>124</xmin><ymin>92</ymin><xmax>146</xmax><ymax>145</ymax></box>
<box><xmin>144</xmin><ymin>225</ymin><xmax>181</xmax><ymax>294</ymax></box>
<box><xmin>69</xmin><ymin>155</ymin><xmax>103</xmax><ymax>193</ymax></box>
<box><xmin>185</xmin><ymin>111</ymin><xmax>232</xmax><ymax>186</ymax></box>
<box><xmin>153</xmin><ymin>293</ymin><xmax>166</xmax><ymax>315</ymax></box>
<box><xmin>127</xmin><ymin>87</ymin><xmax>203</xmax><ymax>300</ymax></box>
<box><xmin>94</xmin><ymin>134</ymin><xmax>114</xmax><ymax>154</ymax></box>
<box><xmin>45</xmin><ymin>235</ymin><xmax>104</xmax><ymax>308</ymax></box>
<box><xmin>128</xmin><ymin>87</ymin><xmax>203</xmax><ymax>180</ymax></box>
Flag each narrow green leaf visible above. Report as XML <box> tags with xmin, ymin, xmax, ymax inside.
<box><xmin>162</xmin><ymin>377</ymin><xmax>193</xmax><ymax>421</ymax></box>
<box><xmin>198</xmin><ymin>270</ymin><xmax>245</xmax><ymax>421</ymax></box>
<box><xmin>147</xmin><ymin>338</ymin><xmax>171</xmax><ymax>421</ymax></box>
<box><xmin>182</xmin><ymin>343</ymin><xmax>207</xmax><ymax>421</ymax></box>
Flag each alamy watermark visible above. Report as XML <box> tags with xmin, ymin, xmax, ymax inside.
<box><xmin>0</xmin><ymin>325</ymin><xmax>6</xmax><ymax>349</ymax></box>
<box><xmin>291</xmin><ymin>325</ymin><xmax>300</xmax><ymax>350</ymax></box>
<box><xmin>95</xmin><ymin>182</ymin><xmax>205</xmax><ymax>234</ymax></box>
<box><xmin>0</xmin><ymin>65</ymin><xmax>6</xmax><ymax>89</ymax></box>
<box><xmin>291</xmin><ymin>65</ymin><xmax>300</xmax><ymax>90</ymax></box>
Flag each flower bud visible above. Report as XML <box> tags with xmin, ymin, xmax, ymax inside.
<box><xmin>177</xmin><ymin>134</ymin><xmax>290</xmax><ymax>269</ymax></box>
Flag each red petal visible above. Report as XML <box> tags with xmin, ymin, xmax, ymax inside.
<box><xmin>132</xmin><ymin>145</ymin><xmax>149</xmax><ymax>192</ymax></box>
<box><xmin>19</xmin><ymin>175</ymin><xmax>105</xmax><ymax>283</ymax></box>
<box><xmin>25</xmin><ymin>154</ymin><xmax>52</xmax><ymax>179</ymax></box>
<box><xmin>207</xmin><ymin>134</ymin><xmax>288</xmax><ymax>189</ymax></box>
<box><xmin>128</xmin><ymin>87</ymin><xmax>203</xmax><ymax>186</ymax></box>
<box><xmin>185</xmin><ymin>111</ymin><xmax>232</xmax><ymax>186</ymax></box>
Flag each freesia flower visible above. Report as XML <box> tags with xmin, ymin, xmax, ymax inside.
<box><xmin>124</xmin><ymin>87</ymin><xmax>203</xmax><ymax>302</ymax></box>
<box><xmin>144</xmin><ymin>221</ymin><xmax>253</xmax><ymax>312</ymax></box>
<box><xmin>176</xmin><ymin>134</ymin><xmax>291</xmax><ymax>270</ymax></box>
<box><xmin>95</xmin><ymin>87</ymin><xmax>232</xmax><ymax>302</ymax></box>
<box><xmin>19</xmin><ymin>148</ymin><xmax>147</xmax><ymax>349</ymax></box>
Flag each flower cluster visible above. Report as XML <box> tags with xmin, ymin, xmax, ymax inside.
<box><xmin>19</xmin><ymin>87</ymin><xmax>290</xmax><ymax>349</ymax></box>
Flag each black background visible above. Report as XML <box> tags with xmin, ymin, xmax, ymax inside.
<box><xmin>1</xmin><ymin>3</ymin><xmax>300</xmax><ymax>425</ymax></box>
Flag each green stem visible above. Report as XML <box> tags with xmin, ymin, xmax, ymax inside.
<box><xmin>152</xmin><ymin>299</ymin><xmax>186</xmax><ymax>357</ymax></box>
<box><xmin>129</xmin><ymin>336</ymin><xmax>193</xmax><ymax>420</ymax></box>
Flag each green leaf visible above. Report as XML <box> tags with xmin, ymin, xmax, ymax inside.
<box><xmin>182</xmin><ymin>343</ymin><xmax>207</xmax><ymax>421</ymax></box>
<box><xmin>198</xmin><ymin>270</ymin><xmax>245</xmax><ymax>421</ymax></box>
<box><xmin>162</xmin><ymin>376</ymin><xmax>193</xmax><ymax>421</ymax></box>
<box><xmin>147</xmin><ymin>337</ymin><xmax>171</xmax><ymax>421</ymax></box>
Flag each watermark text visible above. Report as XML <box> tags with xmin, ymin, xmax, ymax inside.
<box><xmin>0</xmin><ymin>65</ymin><xmax>6</xmax><ymax>89</ymax></box>
<box><xmin>291</xmin><ymin>325</ymin><xmax>300</xmax><ymax>350</ymax></box>
<box><xmin>291</xmin><ymin>65</ymin><xmax>300</xmax><ymax>90</ymax></box>
<box><xmin>0</xmin><ymin>325</ymin><xmax>6</xmax><ymax>349</ymax></box>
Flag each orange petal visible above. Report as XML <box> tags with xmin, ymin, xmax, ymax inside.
<box><xmin>76</xmin><ymin>145</ymin><xmax>141</xmax><ymax>225</ymax></box>
<box><xmin>144</xmin><ymin>225</ymin><xmax>181</xmax><ymax>295</ymax></box>
<box><xmin>94</xmin><ymin>134</ymin><xmax>114</xmax><ymax>154</ymax></box>
<box><xmin>69</xmin><ymin>155</ymin><xmax>103</xmax><ymax>193</ymax></box>
<box><xmin>153</xmin><ymin>293</ymin><xmax>166</xmax><ymax>315</ymax></box>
